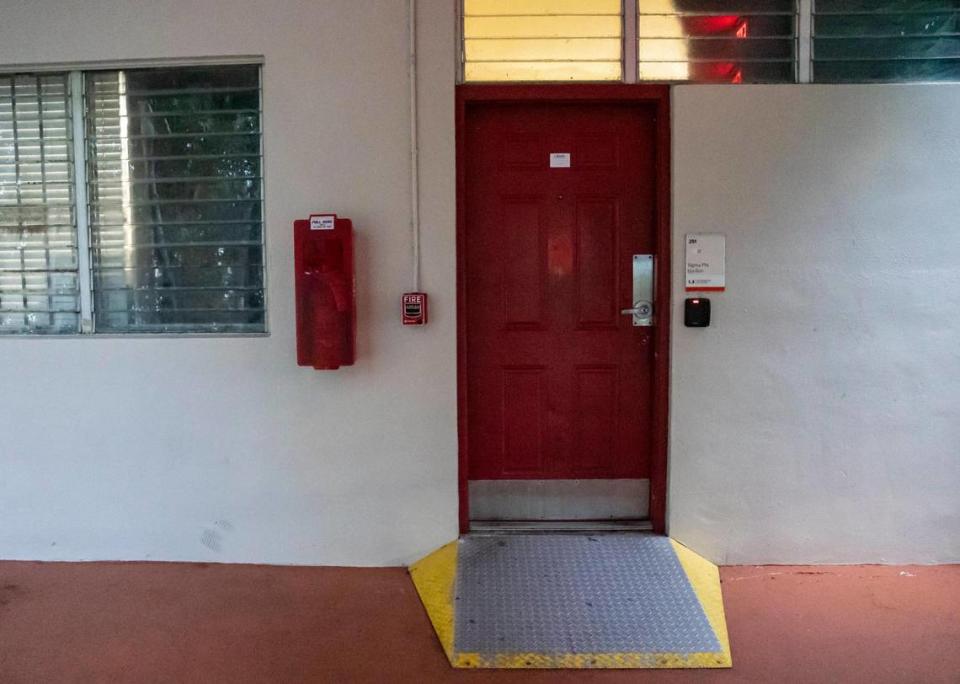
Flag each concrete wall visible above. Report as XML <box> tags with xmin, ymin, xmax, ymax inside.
<box><xmin>1</xmin><ymin>2</ymin><xmax>957</xmax><ymax>566</ymax></box>
<box><xmin>0</xmin><ymin>0</ymin><xmax>459</xmax><ymax>566</ymax></box>
<box><xmin>669</xmin><ymin>85</ymin><xmax>960</xmax><ymax>564</ymax></box>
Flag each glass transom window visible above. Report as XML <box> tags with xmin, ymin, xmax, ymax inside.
<box><xmin>637</xmin><ymin>1</ymin><xmax>799</xmax><ymax>83</ymax></box>
<box><xmin>813</xmin><ymin>1</ymin><xmax>960</xmax><ymax>83</ymax></box>
<box><xmin>462</xmin><ymin>0</ymin><xmax>625</xmax><ymax>82</ymax></box>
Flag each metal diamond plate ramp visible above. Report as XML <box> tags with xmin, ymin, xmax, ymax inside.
<box><xmin>409</xmin><ymin>534</ymin><xmax>731</xmax><ymax>669</ymax></box>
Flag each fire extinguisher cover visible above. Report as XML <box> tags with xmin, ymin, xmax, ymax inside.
<box><xmin>294</xmin><ymin>214</ymin><xmax>356</xmax><ymax>369</ymax></box>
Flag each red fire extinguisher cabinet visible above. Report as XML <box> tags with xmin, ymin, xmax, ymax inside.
<box><xmin>294</xmin><ymin>214</ymin><xmax>356</xmax><ymax>370</ymax></box>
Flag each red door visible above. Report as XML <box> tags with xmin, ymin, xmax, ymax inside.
<box><xmin>464</xmin><ymin>101</ymin><xmax>660</xmax><ymax>487</ymax></box>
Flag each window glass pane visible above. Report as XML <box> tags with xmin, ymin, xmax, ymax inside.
<box><xmin>816</xmin><ymin>0</ymin><xmax>959</xmax><ymax>12</ymax></box>
<box><xmin>463</xmin><ymin>0</ymin><xmax>623</xmax><ymax>82</ymax></box>
<box><xmin>638</xmin><ymin>0</ymin><xmax>798</xmax><ymax>83</ymax></box>
<box><xmin>85</xmin><ymin>64</ymin><xmax>265</xmax><ymax>334</ymax></box>
<box><xmin>813</xmin><ymin>2</ymin><xmax>960</xmax><ymax>82</ymax></box>
<box><xmin>0</xmin><ymin>73</ymin><xmax>80</xmax><ymax>334</ymax></box>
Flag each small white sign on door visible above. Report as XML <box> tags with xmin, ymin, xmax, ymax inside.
<box><xmin>549</xmin><ymin>152</ymin><xmax>571</xmax><ymax>168</ymax></box>
<box><xmin>685</xmin><ymin>233</ymin><xmax>725</xmax><ymax>291</ymax></box>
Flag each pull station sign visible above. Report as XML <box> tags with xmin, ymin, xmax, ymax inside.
<box><xmin>402</xmin><ymin>292</ymin><xmax>428</xmax><ymax>326</ymax></box>
<box><xmin>310</xmin><ymin>214</ymin><xmax>336</xmax><ymax>231</ymax></box>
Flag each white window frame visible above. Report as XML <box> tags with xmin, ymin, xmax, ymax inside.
<box><xmin>68</xmin><ymin>70</ymin><xmax>94</xmax><ymax>331</ymax></box>
<box><xmin>0</xmin><ymin>56</ymin><xmax>268</xmax><ymax>338</ymax></box>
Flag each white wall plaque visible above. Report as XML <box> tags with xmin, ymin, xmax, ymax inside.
<box><xmin>310</xmin><ymin>215</ymin><xmax>336</xmax><ymax>231</ymax></box>
<box><xmin>685</xmin><ymin>233</ymin><xmax>726</xmax><ymax>291</ymax></box>
<box><xmin>549</xmin><ymin>152</ymin><xmax>571</xmax><ymax>168</ymax></box>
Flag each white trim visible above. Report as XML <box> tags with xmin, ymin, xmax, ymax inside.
<box><xmin>69</xmin><ymin>71</ymin><xmax>94</xmax><ymax>332</ymax></box>
<box><xmin>0</xmin><ymin>332</ymin><xmax>270</xmax><ymax>341</ymax></box>
<box><xmin>255</xmin><ymin>63</ymin><xmax>270</xmax><ymax>335</ymax></box>
<box><xmin>798</xmin><ymin>0</ymin><xmax>813</xmax><ymax>83</ymax></box>
<box><xmin>0</xmin><ymin>55</ymin><xmax>263</xmax><ymax>76</ymax></box>
<box><xmin>456</xmin><ymin>0</ymin><xmax>465</xmax><ymax>84</ymax></box>
<box><xmin>623</xmin><ymin>0</ymin><xmax>638</xmax><ymax>83</ymax></box>
<box><xmin>409</xmin><ymin>0</ymin><xmax>422</xmax><ymax>292</ymax></box>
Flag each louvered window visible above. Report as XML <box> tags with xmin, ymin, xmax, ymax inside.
<box><xmin>637</xmin><ymin>1</ymin><xmax>799</xmax><ymax>83</ymax></box>
<box><xmin>1</xmin><ymin>63</ymin><xmax>265</xmax><ymax>336</ymax></box>
<box><xmin>460</xmin><ymin>2</ymin><xmax>960</xmax><ymax>84</ymax></box>
<box><xmin>85</xmin><ymin>65</ymin><xmax>265</xmax><ymax>333</ymax></box>
<box><xmin>462</xmin><ymin>0</ymin><xmax>624</xmax><ymax>82</ymax></box>
<box><xmin>813</xmin><ymin>1</ymin><xmax>960</xmax><ymax>82</ymax></box>
<box><xmin>0</xmin><ymin>73</ymin><xmax>79</xmax><ymax>334</ymax></box>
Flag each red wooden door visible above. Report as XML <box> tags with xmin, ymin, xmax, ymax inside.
<box><xmin>465</xmin><ymin>102</ymin><xmax>658</xmax><ymax>481</ymax></box>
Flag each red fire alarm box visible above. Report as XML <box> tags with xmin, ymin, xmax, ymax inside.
<box><xmin>402</xmin><ymin>292</ymin><xmax>428</xmax><ymax>325</ymax></box>
<box><xmin>294</xmin><ymin>214</ymin><xmax>355</xmax><ymax>369</ymax></box>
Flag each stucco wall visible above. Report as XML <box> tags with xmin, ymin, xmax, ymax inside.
<box><xmin>669</xmin><ymin>85</ymin><xmax>960</xmax><ymax>564</ymax></box>
<box><xmin>0</xmin><ymin>0</ymin><xmax>459</xmax><ymax>566</ymax></box>
<box><xmin>1</xmin><ymin>2</ymin><xmax>957</xmax><ymax>566</ymax></box>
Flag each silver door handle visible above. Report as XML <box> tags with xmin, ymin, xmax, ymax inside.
<box><xmin>625</xmin><ymin>255</ymin><xmax>654</xmax><ymax>327</ymax></box>
<box><xmin>621</xmin><ymin>302</ymin><xmax>653</xmax><ymax>318</ymax></box>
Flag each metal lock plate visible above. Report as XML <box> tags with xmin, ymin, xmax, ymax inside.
<box><xmin>621</xmin><ymin>255</ymin><xmax>654</xmax><ymax>327</ymax></box>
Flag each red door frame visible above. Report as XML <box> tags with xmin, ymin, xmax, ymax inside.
<box><xmin>456</xmin><ymin>84</ymin><xmax>671</xmax><ymax>535</ymax></box>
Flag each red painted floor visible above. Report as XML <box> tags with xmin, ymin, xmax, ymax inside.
<box><xmin>0</xmin><ymin>561</ymin><xmax>957</xmax><ymax>683</ymax></box>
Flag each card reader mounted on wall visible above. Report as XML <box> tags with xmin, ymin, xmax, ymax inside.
<box><xmin>684</xmin><ymin>298</ymin><xmax>711</xmax><ymax>328</ymax></box>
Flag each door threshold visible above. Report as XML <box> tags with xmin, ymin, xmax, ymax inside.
<box><xmin>469</xmin><ymin>519</ymin><xmax>653</xmax><ymax>534</ymax></box>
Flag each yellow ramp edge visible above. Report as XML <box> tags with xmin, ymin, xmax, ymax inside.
<box><xmin>671</xmin><ymin>538</ymin><xmax>733</xmax><ymax>668</ymax></box>
<box><xmin>409</xmin><ymin>537</ymin><xmax>732</xmax><ymax>670</ymax></box>
<box><xmin>453</xmin><ymin>651</ymin><xmax>727</xmax><ymax>669</ymax></box>
<box><xmin>408</xmin><ymin>540</ymin><xmax>458</xmax><ymax>664</ymax></box>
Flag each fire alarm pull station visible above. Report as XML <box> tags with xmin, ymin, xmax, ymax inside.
<box><xmin>294</xmin><ymin>214</ymin><xmax>356</xmax><ymax>370</ymax></box>
<box><xmin>402</xmin><ymin>292</ymin><xmax>428</xmax><ymax>326</ymax></box>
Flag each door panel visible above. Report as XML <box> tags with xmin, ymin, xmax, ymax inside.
<box><xmin>501</xmin><ymin>366</ymin><xmax>545</xmax><ymax>474</ymax></box>
<box><xmin>576</xmin><ymin>199</ymin><xmax>619</xmax><ymax>327</ymax></box>
<box><xmin>465</xmin><ymin>102</ymin><xmax>658</xmax><ymax>483</ymax></box>
<box><xmin>572</xmin><ymin>365</ymin><xmax>619</xmax><ymax>472</ymax></box>
<box><xmin>501</xmin><ymin>200</ymin><xmax>544</xmax><ymax>326</ymax></box>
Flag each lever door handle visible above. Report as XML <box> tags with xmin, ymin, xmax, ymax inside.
<box><xmin>621</xmin><ymin>302</ymin><xmax>653</xmax><ymax>318</ymax></box>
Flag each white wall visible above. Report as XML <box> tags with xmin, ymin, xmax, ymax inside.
<box><xmin>2</xmin><ymin>3</ymin><xmax>958</xmax><ymax>568</ymax></box>
<box><xmin>0</xmin><ymin>0</ymin><xmax>458</xmax><ymax>566</ymax></box>
<box><xmin>669</xmin><ymin>85</ymin><xmax>960</xmax><ymax>564</ymax></box>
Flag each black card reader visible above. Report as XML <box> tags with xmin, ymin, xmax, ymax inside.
<box><xmin>684</xmin><ymin>298</ymin><xmax>711</xmax><ymax>327</ymax></box>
